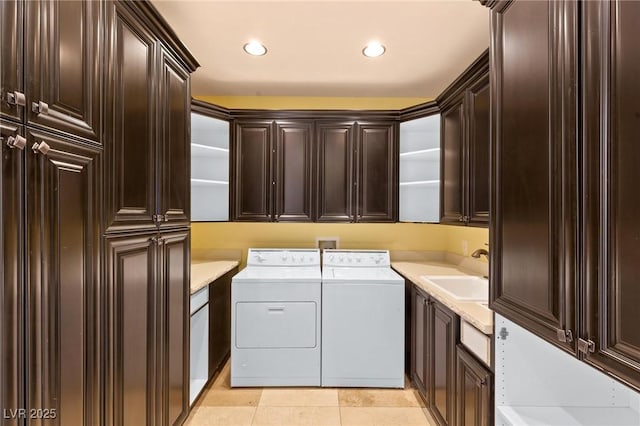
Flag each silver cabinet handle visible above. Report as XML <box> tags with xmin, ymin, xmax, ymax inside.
<box><xmin>7</xmin><ymin>91</ymin><xmax>26</xmax><ymax>106</ymax></box>
<box><xmin>6</xmin><ymin>135</ymin><xmax>27</xmax><ymax>150</ymax></box>
<box><xmin>32</xmin><ymin>101</ymin><xmax>49</xmax><ymax>114</ymax></box>
<box><xmin>32</xmin><ymin>141</ymin><xmax>51</xmax><ymax>155</ymax></box>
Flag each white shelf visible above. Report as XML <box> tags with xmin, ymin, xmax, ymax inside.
<box><xmin>497</xmin><ymin>406</ymin><xmax>640</xmax><ymax>426</ymax></box>
<box><xmin>399</xmin><ymin>148</ymin><xmax>440</xmax><ymax>161</ymax></box>
<box><xmin>399</xmin><ymin>180</ymin><xmax>439</xmax><ymax>187</ymax></box>
<box><xmin>192</xmin><ymin>143</ymin><xmax>229</xmax><ymax>157</ymax></box>
<box><xmin>191</xmin><ymin>178</ymin><xmax>229</xmax><ymax>185</ymax></box>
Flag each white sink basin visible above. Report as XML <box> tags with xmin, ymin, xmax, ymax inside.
<box><xmin>420</xmin><ymin>275</ymin><xmax>488</xmax><ymax>302</ymax></box>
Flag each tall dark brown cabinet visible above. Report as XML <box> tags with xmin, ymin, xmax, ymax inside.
<box><xmin>485</xmin><ymin>0</ymin><xmax>640</xmax><ymax>392</ymax></box>
<box><xmin>438</xmin><ymin>52</ymin><xmax>490</xmax><ymax>227</ymax></box>
<box><xmin>1</xmin><ymin>1</ymin><xmax>198</xmax><ymax>425</ymax></box>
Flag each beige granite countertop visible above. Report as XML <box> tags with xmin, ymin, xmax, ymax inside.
<box><xmin>191</xmin><ymin>260</ymin><xmax>239</xmax><ymax>294</ymax></box>
<box><xmin>392</xmin><ymin>260</ymin><xmax>493</xmax><ymax>335</ymax></box>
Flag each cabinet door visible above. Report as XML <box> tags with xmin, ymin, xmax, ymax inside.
<box><xmin>490</xmin><ymin>0</ymin><xmax>578</xmax><ymax>353</ymax></box>
<box><xmin>26</xmin><ymin>128</ymin><xmax>101</xmax><ymax>425</ymax></box>
<box><xmin>25</xmin><ymin>0</ymin><xmax>102</xmax><ymax>142</ymax></box>
<box><xmin>582</xmin><ymin>0</ymin><xmax>640</xmax><ymax>392</ymax></box>
<box><xmin>105</xmin><ymin>233</ymin><xmax>158</xmax><ymax>426</ymax></box>
<box><xmin>411</xmin><ymin>287</ymin><xmax>428</xmax><ymax>398</ymax></box>
<box><xmin>158</xmin><ymin>49</ymin><xmax>191</xmax><ymax>228</ymax></box>
<box><xmin>158</xmin><ymin>231</ymin><xmax>189</xmax><ymax>426</ymax></box>
<box><xmin>356</xmin><ymin>122</ymin><xmax>397</xmax><ymax>222</ymax></box>
<box><xmin>232</xmin><ymin>120</ymin><xmax>273</xmax><ymax>221</ymax></box>
<box><xmin>209</xmin><ymin>269</ymin><xmax>235</xmax><ymax>377</ymax></box>
<box><xmin>0</xmin><ymin>0</ymin><xmax>24</xmax><ymax>122</ymax></box>
<box><xmin>456</xmin><ymin>346</ymin><xmax>492</xmax><ymax>426</ymax></box>
<box><xmin>274</xmin><ymin>121</ymin><xmax>313</xmax><ymax>222</ymax></box>
<box><xmin>316</xmin><ymin>122</ymin><xmax>355</xmax><ymax>222</ymax></box>
<box><xmin>105</xmin><ymin>2</ymin><xmax>157</xmax><ymax>232</ymax></box>
<box><xmin>440</xmin><ymin>100</ymin><xmax>465</xmax><ymax>224</ymax></box>
<box><xmin>429</xmin><ymin>300</ymin><xmax>458</xmax><ymax>426</ymax></box>
<box><xmin>466</xmin><ymin>76</ymin><xmax>490</xmax><ymax>226</ymax></box>
<box><xmin>1</xmin><ymin>122</ymin><xmax>25</xmax><ymax>426</ymax></box>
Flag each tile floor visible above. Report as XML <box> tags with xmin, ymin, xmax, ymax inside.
<box><xmin>185</xmin><ymin>362</ymin><xmax>438</xmax><ymax>426</ymax></box>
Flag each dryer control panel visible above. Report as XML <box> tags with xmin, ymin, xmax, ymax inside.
<box><xmin>322</xmin><ymin>250</ymin><xmax>390</xmax><ymax>268</ymax></box>
<box><xmin>246</xmin><ymin>249</ymin><xmax>321</xmax><ymax>267</ymax></box>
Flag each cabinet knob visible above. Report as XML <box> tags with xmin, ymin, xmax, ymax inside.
<box><xmin>31</xmin><ymin>141</ymin><xmax>51</xmax><ymax>155</ymax></box>
<box><xmin>6</xmin><ymin>135</ymin><xmax>27</xmax><ymax>150</ymax></box>
<box><xmin>32</xmin><ymin>101</ymin><xmax>49</xmax><ymax>114</ymax></box>
<box><xmin>6</xmin><ymin>91</ymin><xmax>26</xmax><ymax>107</ymax></box>
<box><xmin>458</xmin><ymin>216</ymin><xmax>464</xmax><ymax>222</ymax></box>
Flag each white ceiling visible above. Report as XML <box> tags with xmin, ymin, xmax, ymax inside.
<box><xmin>152</xmin><ymin>0</ymin><xmax>489</xmax><ymax>98</ymax></box>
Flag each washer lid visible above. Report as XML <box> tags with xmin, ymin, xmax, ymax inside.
<box><xmin>322</xmin><ymin>267</ymin><xmax>403</xmax><ymax>284</ymax></box>
<box><xmin>233</xmin><ymin>266</ymin><xmax>321</xmax><ymax>283</ymax></box>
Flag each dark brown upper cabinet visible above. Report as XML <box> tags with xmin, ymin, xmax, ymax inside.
<box><xmin>356</xmin><ymin>121</ymin><xmax>397</xmax><ymax>222</ymax></box>
<box><xmin>1</xmin><ymin>0</ymin><xmax>24</xmax><ymax>122</ymax></box>
<box><xmin>274</xmin><ymin>121</ymin><xmax>314</xmax><ymax>222</ymax></box>
<box><xmin>316</xmin><ymin>121</ymin><xmax>355</xmax><ymax>222</ymax></box>
<box><xmin>488</xmin><ymin>0</ymin><xmax>578</xmax><ymax>355</ymax></box>
<box><xmin>25</xmin><ymin>128</ymin><xmax>102</xmax><ymax>425</ymax></box>
<box><xmin>25</xmin><ymin>0</ymin><xmax>102</xmax><ymax>142</ymax></box>
<box><xmin>456</xmin><ymin>345</ymin><xmax>492</xmax><ymax>426</ymax></box>
<box><xmin>158</xmin><ymin>47</ymin><xmax>191</xmax><ymax>228</ymax></box>
<box><xmin>232</xmin><ymin>120</ymin><xmax>274</xmax><ymax>221</ymax></box>
<box><xmin>438</xmin><ymin>51</ymin><xmax>489</xmax><ymax>227</ymax></box>
<box><xmin>105</xmin><ymin>2</ymin><xmax>195</xmax><ymax>232</ymax></box>
<box><xmin>105</xmin><ymin>1</ymin><xmax>157</xmax><ymax>231</ymax></box>
<box><xmin>582</xmin><ymin>0</ymin><xmax>640</xmax><ymax>392</ymax></box>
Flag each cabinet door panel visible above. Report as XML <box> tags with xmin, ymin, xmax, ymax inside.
<box><xmin>210</xmin><ymin>269</ymin><xmax>235</xmax><ymax>377</ymax></box>
<box><xmin>456</xmin><ymin>346</ymin><xmax>492</xmax><ymax>426</ymax></box>
<box><xmin>159</xmin><ymin>231</ymin><xmax>189</xmax><ymax>426</ymax></box>
<box><xmin>467</xmin><ymin>76</ymin><xmax>490</xmax><ymax>226</ymax></box>
<box><xmin>26</xmin><ymin>0</ymin><xmax>102</xmax><ymax>141</ymax></box>
<box><xmin>105</xmin><ymin>2</ymin><xmax>157</xmax><ymax>231</ymax></box>
<box><xmin>1</xmin><ymin>122</ymin><xmax>25</xmax><ymax>426</ymax></box>
<box><xmin>274</xmin><ymin>121</ymin><xmax>313</xmax><ymax>222</ymax></box>
<box><xmin>232</xmin><ymin>121</ymin><xmax>272</xmax><ymax>221</ymax></box>
<box><xmin>316</xmin><ymin>122</ymin><xmax>354</xmax><ymax>222</ymax></box>
<box><xmin>429</xmin><ymin>300</ymin><xmax>458</xmax><ymax>426</ymax></box>
<box><xmin>411</xmin><ymin>288</ymin><xmax>428</xmax><ymax>398</ymax></box>
<box><xmin>440</xmin><ymin>101</ymin><xmax>465</xmax><ymax>224</ymax></box>
<box><xmin>26</xmin><ymin>129</ymin><xmax>101</xmax><ymax>425</ymax></box>
<box><xmin>0</xmin><ymin>0</ymin><xmax>24</xmax><ymax>122</ymax></box>
<box><xmin>583</xmin><ymin>0</ymin><xmax>640</xmax><ymax>392</ymax></box>
<box><xmin>105</xmin><ymin>233</ymin><xmax>157</xmax><ymax>426</ymax></box>
<box><xmin>490</xmin><ymin>0</ymin><xmax>577</xmax><ymax>353</ymax></box>
<box><xmin>357</xmin><ymin>122</ymin><xmax>396</xmax><ymax>222</ymax></box>
<box><xmin>159</xmin><ymin>49</ymin><xmax>191</xmax><ymax>227</ymax></box>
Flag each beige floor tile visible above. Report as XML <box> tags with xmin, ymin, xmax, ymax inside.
<box><xmin>340</xmin><ymin>407</ymin><xmax>433</xmax><ymax>426</ymax></box>
<box><xmin>185</xmin><ymin>406</ymin><xmax>256</xmax><ymax>426</ymax></box>
<box><xmin>199</xmin><ymin>388</ymin><xmax>263</xmax><ymax>407</ymax></box>
<box><xmin>259</xmin><ymin>389</ymin><xmax>339</xmax><ymax>407</ymax></box>
<box><xmin>338</xmin><ymin>388</ymin><xmax>421</xmax><ymax>407</ymax></box>
<box><xmin>252</xmin><ymin>406</ymin><xmax>341</xmax><ymax>426</ymax></box>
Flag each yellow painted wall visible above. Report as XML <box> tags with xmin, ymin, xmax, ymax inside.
<box><xmin>191</xmin><ymin>222</ymin><xmax>488</xmax><ymax>265</ymax></box>
<box><xmin>193</xmin><ymin>96</ymin><xmax>432</xmax><ymax>110</ymax></box>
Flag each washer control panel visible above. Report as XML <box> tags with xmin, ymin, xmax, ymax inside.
<box><xmin>247</xmin><ymin>249</ymin><xmax>321</xmax><ymax>267</ymax></box>
<box><xmin>322</xmin><ymin>250</ymin><xmax>390</xmax><ymax>268</ymax></box>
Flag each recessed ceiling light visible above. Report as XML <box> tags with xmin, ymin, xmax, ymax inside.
<box><xmin>363</xmin><ymin>41</ymin><xmax>385</xmax><ymax>58</ymax></box>
<box><xmin>243</xmin><ymin>40</ymin><xmax>267</xmax><ymax>56</ymax></box>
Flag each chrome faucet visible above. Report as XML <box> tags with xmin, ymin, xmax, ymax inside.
<box><xmin>471</xmin><ymin>248</ymin><xmax>489</xmax><ymax>260</ymax></box>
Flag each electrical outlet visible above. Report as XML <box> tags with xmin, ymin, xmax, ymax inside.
<box><xmin>316</xmin><ymin>237</ymin><xmax>339</xmax><ymax>252</ymax></box>
<box><xmin>462</xmin><ymin>240</ymin><xmax>469</xmax><ymax>256</ymax></box>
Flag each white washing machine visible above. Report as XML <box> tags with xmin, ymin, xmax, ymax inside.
<box><xmin>231</xmin><ymin>248</ymin><xmax>321</xmax><ymax>387</ymax></box>
<box><xmin>321</xmin><ymin>249</ymin><xmax>404</xmax><ymax>388</ymax></box>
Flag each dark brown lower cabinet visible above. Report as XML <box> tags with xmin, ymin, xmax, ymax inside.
<box><xmin>410</xmin><ymin>284</ymin><xmax>463</xmax><ymax>426</ymax></box>
<box><xmin>209</xmin><ymin>268</ymin><xmax>236</xmax><ymax>378</ymax></box>
<box><xmin>456</xmin><ymin>346</ymin><xmax>492</xmax><ymax>426</ymax></box>
<box><xmin>26</xmin><ymin>128</ymin><xmax>102</xmax><ymax>425</ymax></box>
<box><xmin>105</xmin><ymin>229</ymin><xmax>190</xmax><ymax>426</ymax></box>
